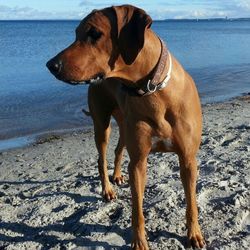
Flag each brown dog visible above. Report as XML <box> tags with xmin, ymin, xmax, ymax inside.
<box><xmin>47</xmin><ymin>5</ymin><xmax>205</xmax><ymax>249</ymax></box>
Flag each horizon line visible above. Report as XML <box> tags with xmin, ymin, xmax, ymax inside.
<box><xmin>1</xmin><ymin>17</ymin><xmax>250</xmax><ymax>22</ymax></box>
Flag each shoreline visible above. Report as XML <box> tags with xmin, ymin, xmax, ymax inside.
<box><xmin>0</xmin><ymin>126</ymin><xmax>92</xmax><ymax>153</ymax></box>
<box><xmin>0</xmin><ymin>93</ymin><xmax>249</xmax><ymax>249</ymax></box>
<box><xmin>1</xmin><ymin>92</ymin><xmax>249</xmax><ymax>152</ymax></box>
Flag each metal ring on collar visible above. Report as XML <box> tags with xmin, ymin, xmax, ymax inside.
<box><xmin>147</xmin><ymin>80</ymin><xmax>157</xmax><ymax>93</ymax></box>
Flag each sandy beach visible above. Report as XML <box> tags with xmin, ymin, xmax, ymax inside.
<box><xmin>0</xmin><ymin>95</ymin><xmax>249</xmax><ymax>249</ymax></box>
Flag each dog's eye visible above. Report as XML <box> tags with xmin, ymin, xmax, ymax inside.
<box><xmin>87</xmin><ymin>28</ymin><xmax>102</xmax><ymax>42</ymax></box>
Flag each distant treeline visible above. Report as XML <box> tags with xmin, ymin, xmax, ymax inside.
<box><xmin>1</xmin><ymin>17</ymin><xmax>250</xmax><ymax>22</ymax></box>
<box><xmin>156</xmin><ymin>17</ymin><xmax>250</xmax><ymax>22</ymax></box>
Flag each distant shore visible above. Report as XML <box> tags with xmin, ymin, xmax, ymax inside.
<box><xmin>0</xmin><ymin>94</ymin><xmax>249</xmax><ymax>249</ymax></box>
<box><xmin>1</xmin><ymin>17</ymin><xmax>250</xmax><ymax>22</ymax></box>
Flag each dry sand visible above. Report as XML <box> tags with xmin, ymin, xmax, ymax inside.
<box><xmin>0</xmin><ymin>96</ymin><xmax>249</xmax><ymax>249</ymax></box>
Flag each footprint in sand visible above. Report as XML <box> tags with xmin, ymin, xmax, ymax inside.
<box><xmin>197</xmin><ymin>188</ymin><xmax>213</xmax><ymax>213</ymax></box>
<box><xmin>221</xmin><ymin>136</ymin><xmax>241</xmax><ymax>147</ymax></box>
<box><xmin>240</xmin><ymin>210</ymin><xmax>250</xmax><ymax>231</ymax></box>
<box><xmin>0</xmin><ymin>191</ymin><xmax>6</xmax><ymax>197</ymax></box>
<box><xmin>200</xmin><ymin>159</ymin><xmax>219</xmax><ymax>175</ymax></box>
<box><xmin>52</xmin><ymin>204</ymin><xmax>68</xmax><ymax>213</ymax></box>
<box><xmin>56</xmin><ymin>162</ymin><xmax>74</xmax><ymax>172</ymax></box>
<box><xmin>109</xmin><ymin>206</ymin><xmax>124</xmax><ymax>223</ymax></box>
<box><xmin>234</xmin><ymin>124</ymin><xmax>250</xmax><ymax>130</ymax></box>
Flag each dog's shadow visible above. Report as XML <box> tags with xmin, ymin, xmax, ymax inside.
<box><xmin>0</xmin><ymin>201</ymin><xmax>188</xmax><ymax>250</ymax></box>
<box><xmin>0</xmin><ymin>176</ymin><xmax>187</xmax><ymax>249</ymax></box>
<box><xmin>147</xmin><ymin>229</ymin><xmax>188</xmax><ymax>248</ymax></box>
<box><xmin>0</xmin><ymin>205</ymin><xmax>131</xmax><ymax>250</ymax></box>
<box><xmin>0</xmin><ymin>219</ymin><xmax>187</xmax><ymax>249</ymax></box>
<box><xmin>0</xmin><ymin>176</ymin><xmax>132</xmax><ymax>249</ymax></box>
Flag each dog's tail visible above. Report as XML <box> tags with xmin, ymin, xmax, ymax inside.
<box><xmin>82</xmin><ymin>108</ymin><xmax>91</xmax><ymax>117</ymax></box>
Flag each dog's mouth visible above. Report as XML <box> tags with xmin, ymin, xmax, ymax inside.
<box><xmin>64</xmin><ymin>73</ymin><xmax>105</xmax><ymax>85</ymax></box>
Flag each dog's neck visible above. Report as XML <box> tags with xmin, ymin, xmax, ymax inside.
<box><xmin>108</xmin><ymin>30</ymin><xmax>164</xmax><ymax>85</ymax></box>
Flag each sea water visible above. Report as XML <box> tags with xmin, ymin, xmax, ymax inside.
<box><xmin>0</xmin><ymin>20</ymin><xmax>250</xmax><ymax>150</ymax></box>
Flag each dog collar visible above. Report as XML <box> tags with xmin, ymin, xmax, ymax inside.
<box><xmin>136</xmin><ymin>38</ymin><xmax>172</xmax><ymax>96</ymax></box>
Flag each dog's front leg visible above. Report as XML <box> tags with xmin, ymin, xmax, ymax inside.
<box><xmin>126</xmin><ymin>121</ymin><xmax>151</xmax><ymax>250</ymax></box>
<box><xmin>179</xmin><ymin>155</ymin><xmax>205</xmax><ymax>248</ymax></box>
<box><xmin>94</xmin><ymin>121</ymin><xmax>116</xmax><ymax>201</ymax></box>
<box><xmin>129</xmin><ymin>158</ymin><xmax>148</xmax><ymax>250</ymax></box>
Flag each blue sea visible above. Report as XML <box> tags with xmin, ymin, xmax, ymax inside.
<box><xmin>0</xmin><ymin>20</ymin><xmax>250</xmax><ymax>150</ymax></box>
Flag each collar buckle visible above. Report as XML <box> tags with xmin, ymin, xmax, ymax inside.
<box><xmin>147</xmin><ymin>80</ymin><xmax>157</xmax><ymax>93</ymax></box>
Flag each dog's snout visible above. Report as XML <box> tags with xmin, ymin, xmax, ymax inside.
<box><xmin>46</xmin><ymin>58</ymin><xmax>62</xmax><ymax>75</ymax></box>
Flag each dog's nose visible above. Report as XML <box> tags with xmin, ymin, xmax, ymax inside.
<box><xmin>46</xmin><ymin>58</ymin><xmax>62</xmax><ymax>75</ymax></box>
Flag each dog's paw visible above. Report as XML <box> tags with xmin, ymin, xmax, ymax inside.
<box><xmin>188</xmin><ymin>227</ymin><xmax>205</xmax><ymax>249</ymax></box>
<box><xmin>102</xmin><ymin>187</ymin><xmax>116</xmax><ymax>201</ymax></box>
<box><xmin>131</xmin><ymin>238</ymin><xmax>149</xmax><ymax>250</ymax></box>
<box><xmin>131</xmin><ymin>232</ymin><xmax>149</xmax><ymax>250</ymax></box>
<box><xmin>112</xmin><ymin>175</ymin><xmax>125</xmax><ymax>186</ymax></box>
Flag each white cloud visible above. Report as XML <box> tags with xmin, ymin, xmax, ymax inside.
<box><xmin>79</xmin><ymin>0</ymin><xmax>94</xmax><ymax>6</ymax></box>
<box><xmin>146</xmin><ymin>0</ymin><xmax>250</xmax><ymax>20</ymax></box>
<box><xmin>236</xmin><ymin>0</ymin><xmax>250</xmax><ymax>10</ymax></box>
<box><xmin>0</xmin><ymin>1</ymin><xmax>250</xmax><ymax>20</ymax></box>
<box><xmin>0</xmin><ymin>4</ymin><xmax>88</xmax><ymax>20</ymax></box>
<box><xmin>147</xmin><ymin>8</ymin><xmax>231</xmax><ymax>20</ymax></box>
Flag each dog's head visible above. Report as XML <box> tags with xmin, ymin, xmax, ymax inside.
<box><xmin>46</xmin><ymin>5</ymin><xmax>152</xmax><ymax>85</ymax></box>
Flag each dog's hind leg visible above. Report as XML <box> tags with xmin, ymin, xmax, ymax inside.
<box><xmin>113</xmin><ymin>137</ymin><xmax>125</xmax><ymax>185</ymax></box>
<box><xmin>112</xmin><ymin>108</ymin><xmax>125</xmax><ymax>185</ymax></box>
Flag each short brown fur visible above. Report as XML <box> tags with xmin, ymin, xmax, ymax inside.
<box><xmin>47</xmin><ymin>5</ymin><xmax>205</xmax><ymax>249</ymax></box>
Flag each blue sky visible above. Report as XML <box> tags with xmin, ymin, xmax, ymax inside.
<box><xmin>0</xmin><ymin>0</ymin><xmax>250</xmax><ymax>20</ymax></box>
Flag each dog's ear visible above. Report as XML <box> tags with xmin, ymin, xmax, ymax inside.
<box><xmin>113</xmin><ymin>5</ymin><xmax>152</xmax><ymax>65</ymax></box>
